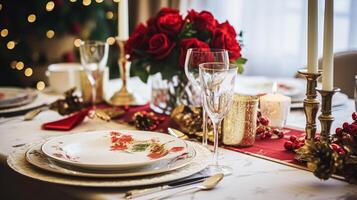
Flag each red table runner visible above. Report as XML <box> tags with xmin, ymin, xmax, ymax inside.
<box><xmin>115</xmin><ymin>103</ymin><xmax>307</xmax><ymax>168</ymax></box>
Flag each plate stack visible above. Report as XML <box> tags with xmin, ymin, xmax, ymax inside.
<box><xmin>0</xmin><ymin>87</ymin><xmax>40</xmax><ymax>117</ymax></box>
<box><xmin>7</xmin><ymin>130</ymin><xmax>211</xmax><ymax>187</ymax></box>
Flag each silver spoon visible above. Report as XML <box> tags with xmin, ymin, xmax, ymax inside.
<box><xmin>150</xmin><ymin>173</ymin><xmax>224</xmax><ymax>200</ymax></box>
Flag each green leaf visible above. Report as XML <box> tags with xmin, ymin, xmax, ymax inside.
<box><xmin>232</xmin><ymin>57</ymin><xmax>247</xmax><ymax>74</ymax></box>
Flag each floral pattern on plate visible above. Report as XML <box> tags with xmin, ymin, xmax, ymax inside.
<box><xmin>109</xmin><ymin>131</ymin><xmax>184</xmax><ymax>160</ymax></box>
<box><xmin>50</xmin><ymin>142</ymin><xmax>79</xmax><ymax>163</ymax></box>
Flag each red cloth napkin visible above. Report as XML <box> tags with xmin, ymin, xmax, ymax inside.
<box><xmin>42</xmin><ymin>109</ymin><xmax>89</xmax><ymax>131</ymax></box>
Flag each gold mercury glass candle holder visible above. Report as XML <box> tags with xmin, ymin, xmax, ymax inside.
<box><xmin>297</xmin><ymin>69</ymin><xmax>322</xmax><ymax>146</ymax></box>
<box><xmin>109</xmin><ymin>39</ymin><xmax>136</xmax><ymax>106</ymax></box>
<box><xmin>316</xmin><ymin>87</ymin><xmax>340</xmax><ymax>141</ymax></box>
<box><xmin>222</xmin><ymin>95</ymin><xmax>259</xmax><ymax>147</ymax></box>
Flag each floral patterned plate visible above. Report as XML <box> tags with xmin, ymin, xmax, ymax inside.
<box><xmin>41</xmin><ymin>130</ymin><xmax>188</xmax><ymax>170</ymax></box>
<box><xmin>7</xmin><ymin>141</ymin><xmax>211</xmax><ymax>187</ymax></box>
<box><xmin>26</xmin><ymin>141</ymin><xmax>195</xmax><ymax>178</ymax></box>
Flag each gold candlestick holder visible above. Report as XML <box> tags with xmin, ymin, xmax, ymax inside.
<box><xmin>316</xmin><ymin>87</ymin><xmax>340</xmax><ymax>142</ymax></box>
<box><xmin>109</xmin><ymin>39</ymin><xmax>135</xmax><ymax>106</ymax></box>
<box><xmin>298</xmin><ymin>69</ymin><xmax>322</xmax><ymax>145</ymax></box>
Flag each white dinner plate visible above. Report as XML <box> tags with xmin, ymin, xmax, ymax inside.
<box><xmin>0</xmin><ymin>87</ymin><xmax>35</xmax><ymax>109</ymax></box>
<box><xmin>7</xmin><ymin>141</ymin><xmax>211</xmax><ymax>187</ymax></box>
<box><xmin>26</xmin><ymin>141</ymin><xmax>196</xmax><ymax>178</ymax></box>
<box><xmin>235</xmin><ymin>76</ymin><xmax>305</xmax><ymax>98</ymax></box>
<box><xmin>291</xmin><ymin>92</ymin><xmax>349</xmax><ymax>109</ymax></box>
<box><xmin>41</xmin><ymin>130</ymin><xmax>188</xmax><ymax>170</ymax></box>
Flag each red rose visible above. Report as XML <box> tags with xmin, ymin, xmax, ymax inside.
<box><xmin>156</xmin><ymin>8</ymin><xmax>183</xmax><ymax>36</ymax></box>
<box><xmin>147</xmin><ymin>33</ymin><xmax>175</xmax><ymax>60</ymax></box>
<box><xmin>179</xmin><ymin>38</ymin><xmax>210</xmax><ymax>67</ymax></box>
<box><xmin>185</xmin><ymin>9</ymin><xmax>198</xmax><ymax>22</ymax></box>
<box><xmin>146</xmin><ymin>17</ymin><xmax>158</xmax><ymax>36</ymax></box>
<box><xmin>185</xmin><ymin>10</ymin><xmax>217</xmax><ymax>32</ymax></box>
<box><xmin>125</xmin><ymin>23</ymin><xmax>148</xmax><ymax>59</ymax></box>
<box><xmin>212</xmin><ymin>21</ymin><xmax>241</xmax><ymax>60</ymax></box>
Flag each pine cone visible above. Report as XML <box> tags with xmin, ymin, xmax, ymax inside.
<box><xmin>306</xmin><ymin>141</ymin><xmax>343</xmax><ymax>180</ymax></box>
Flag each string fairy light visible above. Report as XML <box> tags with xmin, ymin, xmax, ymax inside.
<box><xmin>69</xmin><ymin>0</ymin><xmax>77</xmax><ymax>2</ymax></box>
<box><xmin>7</xmin><ymin>41</ymin><xmax>15</xmax><ymax>49</ymax></box>
<box><xmin>24</xmin><ymin>68</ymin><xmax>33</xmax><ymax>77</ymax></box>
<box><xmin>28</xmin><ymin>14</ymin><xmax>37</xmax><ymax>23</ymax></box>
<box><xmin>36</xmin><ymin>81</ymin><xmax>46</xmax><ymax>91</ymax></box>
<box><xmin>46</xmin><ymin>30</ymin><xmax>55</xmax><ymax>38</ymax></box>
<box><xmin>106</xmin><ymin>37</ymin><xmax>115</xmax><ymax>45</ymax></box>
<box><xmin>1</xmin><ymin>29</ymin><xmax>8</xmax><ymax>37</ymax></box>
<box><xmin>0</xmin><ymin>4</ymin><xmax>2</xmax><ymax>11</ymax></box>
<box><xmin>74</xmin><ymin>38</ymin><xmax>82</xmax><ymax>47</ymax></box>
<box><xmin>113</xmin><ymin>0</ymin><xmax>120</xmax><ymax>2</ymax></box>
<box><xmin>10</xmin><ymin>61</ymin><xmax>17</xmax><ymax>69</ymax></box>
<box><xmin>46</xmin><ymin>1</ymin><xmax>55</xmax><ymax>12</ymax></box>
<box><xmin>15</xmin><ymin>61</ymin><xmax>24</xmax><ymax>70</ymax></box>
<box><xmin>106</xmin><ymin>11</ymin><xmax>114</xmax><ymax>19</ymax></box>
<box><xmin>95</xmin><ymin>0</ymin><xmax>103</xmax><ymax>3</ymax></box>
<box><xmin>83</xmin><ymin>0</ymin><xmax>91</xmax><ymax>6</ymax></box>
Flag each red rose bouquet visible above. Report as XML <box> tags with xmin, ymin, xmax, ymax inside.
<box><xmin>125</xmin><ymin>8</ymin><xmax>246</xmax><ymax>83</ymax></box>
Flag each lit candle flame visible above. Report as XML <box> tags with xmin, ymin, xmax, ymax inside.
<box><xmin>272</xmin><ymin>82</ymin><xmax>278</xmax><ymax>94</ymax></box>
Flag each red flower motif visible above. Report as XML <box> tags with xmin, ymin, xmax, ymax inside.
<box><xmin>212</xmin><ymin>21</ymin><xmax>242</xmax><ymax>61</ymax></box>
<box><xmin>179</xmin><ymin>38</ymin><xmax>210</xmax><ymax>67</ymax></box>
<box><xmin>156</xmin><ymin>8</ymin><xmax>183</xmax><ymax>36</ymax></box>
<box><xmin>147</xmin><ymin>33</ymin><xmax>176</xmax><ymax>60</ymax></box>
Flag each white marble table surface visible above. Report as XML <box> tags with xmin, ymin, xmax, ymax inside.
<box><xmin>0</xmin><ymin>77</ymin><xmax>356</xmax><ymax>200</ymax></box>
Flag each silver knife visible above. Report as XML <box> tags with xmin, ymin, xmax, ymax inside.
<box><xmin>124</xmin><ymin>176</ymin><xmax>209</xmax><ymax>199</ymax></box>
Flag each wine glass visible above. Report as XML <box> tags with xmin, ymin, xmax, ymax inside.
<box><xmin>184</xmin><ymin>48</ymin><xmax>229</xmax><ymax>146</ymax></box>
<box><xmin>79</xmin><ymin>40</ymin><xmax>109</xmax><ymax>114</ymax></box>
<box><xmin>199</xmin><ymin>63</ymin><xmax>238</xmax><ymax>174</ymax></box>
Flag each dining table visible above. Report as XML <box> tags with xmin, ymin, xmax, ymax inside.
<box><xmin>0</xmin><ymin>77</ymin><xmax>357</xmax><ymax>200</ymax></box>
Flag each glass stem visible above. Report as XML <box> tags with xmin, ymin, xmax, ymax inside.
<box><xmin>202</xmin><ymin>108</ymin><xmax>208</xmax><ymax>146</ymax></box>
<box><xmin>91</xmin><ymin>82</ymin><xmax>97</xmax><ymax>111</ymax></box>
<box><xmin>212</xmin><ymin>119</ymin><xmax>221</xmax><ymax>166</ymax></box>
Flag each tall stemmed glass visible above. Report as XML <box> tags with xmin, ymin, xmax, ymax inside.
<box><xmin>79</xmin><ymin>40</ymin><xmax>109</xmax><ymax>114</ymax></box>
<box><xmin>199</xmin><ymin>63</ymin><xmax>237</xmax><ymax>174</ymax></box>
<box><xmin>184</xmin><ymin>48</ymin><xmax>229</xmax><ymax>146</ymax></box>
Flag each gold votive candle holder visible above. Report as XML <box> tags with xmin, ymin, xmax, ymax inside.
<box><xmin>222</xmin><ymin>95</ymin><xmax>259</xmax><ymax>147</ymax></box>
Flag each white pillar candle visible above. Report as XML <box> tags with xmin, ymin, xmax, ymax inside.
<box><xmin>322</xmin><ymin>0</ymin><xmax>334</xmax><ymax>91</ymax></box>
<box><xmin>307</xmin><ymin>0</ymin><xmax>318</xmax><ymax>73</ymax></box>
<box><xmin>118</xmin><ymin>0</ymin><xmax>129</xmax><ymax>40</ymax></box>
<box><xmin>260</xmin><ymin>83</ymin><xmax>291</xmax><ymax>128</ymax></box>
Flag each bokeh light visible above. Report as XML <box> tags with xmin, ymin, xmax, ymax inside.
<box><xmin>1</xmin><ymin>29</ymin><xmax>8</xmax><ymax>37</ymax></box>
<box><xmin>46</xmin><ymin>1</ymin><xmax>55</xmax><ymax>12</ymax></box>
<box><xmin>36</xmin><ymin>81</ymin><xmax>46</xmax><ymax>91</ymax></box>
<box><xmin>28</xmin><ymin>14</ymin><xmax>36</xmax><ymax>23</ymax></box>
<box><xmin>24</xmin><ymin>68</ymin><xmax>33</xmax><ymax>77</ymax></box>
<box><xmin>16</xmin><ymin>61</ymin><xmax>24</xmax><ymax>70</ymax></box>
<box><xmin>46</xmin><ymin>30</ymin><xmax>55</xmax><ymax>38</ymax></box>
<box><xmin>106</xmin><ymin>37</ymin><xmax>116</xmax><ymax>45</ymax></box>
<box><xmin>7</xmin><ymin>41</ymin><xmax>15</xmax><ymax>49</ymax></box>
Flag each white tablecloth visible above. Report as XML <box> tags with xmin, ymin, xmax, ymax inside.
<box><xmin>0</xmin><ymin>77</ymin><xmax>356</xmax><ymax>200</ymax></box>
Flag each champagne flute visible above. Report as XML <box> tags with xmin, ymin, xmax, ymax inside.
<box><xmin>184</xmin><ymin>48</ymin><xmax>229</xmax><ymax>146</ymax></box>
<box><xmin>79</xmin><ymin>40</ymin><xmax>109</xmax><ymax>114</ymax></box>
<box><xmin>199</xmin><ymin>63</ymin><xmax>237</xmax><ymax>174</ymax></box>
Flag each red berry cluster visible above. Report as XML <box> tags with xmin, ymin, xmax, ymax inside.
<box><xmin>256</xmin><ymin>111</ymin><xmax>284</xmax><ymax>140</ymax></box>
<box><xmin>284</xmin><ymin>135</ymin><xmax>305</xmax><ymax>151</ymax></box>
<box><xmin>130</xmin><ymin>111</ymin><xmax>165</xmax><ymax>131</ymax></box>
<box><xmin>332</xmin><ymin>112</ymin><xmax>357</xmax><ymax>151</ymax></box>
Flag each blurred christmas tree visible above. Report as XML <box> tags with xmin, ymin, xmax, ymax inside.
<box><xmin>0</xmin><ymin>0</ymin><xmax>119</xmax><ymax>87</ymax></box>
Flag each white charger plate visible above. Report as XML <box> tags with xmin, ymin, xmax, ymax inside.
<box><xmin>41</xmin><ymin>130</ymin><xmax>188</xmax><ymax>170</ymax></box>
<box><xmin>7</xmin><ymin>141</ymin><xmax>211</xmax><ymax>187</ymax></box>
<box><xmin>26</xmin><ymin>141</ymin><xmax>196</xmax><ymax>178</ymax></box>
